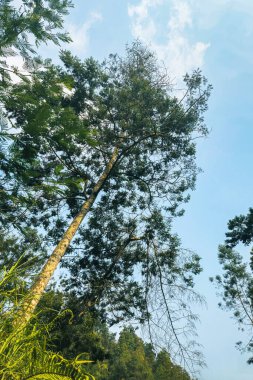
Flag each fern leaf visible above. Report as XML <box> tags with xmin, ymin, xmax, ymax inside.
<box><xmin>22</xmin><ymin>351</ymin><xmax>95</xmax><ymax>380</ymax></box>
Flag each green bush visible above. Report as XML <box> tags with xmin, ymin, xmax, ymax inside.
<box><xmin>0</xmin><ymin>259</ymin><xmax>95</xmax><ymax>380</ymax></box>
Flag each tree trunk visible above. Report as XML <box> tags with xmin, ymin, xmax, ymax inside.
<box><xmin>16</xmin><ymin>147</ymin><xmax>119</xmax><ymax>327</ymax></box>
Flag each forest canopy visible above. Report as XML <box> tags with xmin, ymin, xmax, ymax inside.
<box><xmin>0</xmin><ymin>0</ymin><xmax>213</xmax><ymax>377</ymax></box>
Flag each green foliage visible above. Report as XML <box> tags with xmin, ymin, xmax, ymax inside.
<box><xmin>0</xmin><ymin>0</ymin><xmax>74</xmax><ymax>238</ymax></box>
<box><xmin>0</xmin><ymin>261</ymin><xmax>94</xmax><ymax>380</ymax></box>
<box><xmin>0</xmin><ymin>0</ymin><xmax>72</xmax><ymax>59</ymax></box>
<box><xmin>0</xmin><ymin>230</ymin><xmax>47</xmax><ymax>277</ymax></box>
<box><xmin>45</xmin><ymin>306</ymin><xmax>194</xmax><ymax>380</ymax></box>
<box><xmin>0</xmin><ymin>0</ymin><xmax>210</xmax><ymax>375</ymax></box>
<box><xmin>0</xmin><ymin>108</ymin><xmax>8</xmax><ymax>144</ymax></box>
<box><xmin>212</xmin><ymin>208</ymin><xmax>253</xmax><ymax>363</ymax></box>
<box><xmin>108</xmin><ymin>327</ymin><xmax>154</xmax><ymax>380</ymax></box>
<box><xmin>154</xmin><ymin>350</ymin><xmax>191</xmax><ymax>380</ymax></box>
<box><xmin>0</xmin><ymin>0</ymin><xmax>73</xmax><ymax>158</ymax></box>
<box><xmin>0</xmin><ymin>251</ymin><xmax>194</xmax><ymax>380</ymax></box>
<box><xmin>102</xmin><ymin>327</ymin><xmax>193</xmax><ymax>380</ymax></box>
<box><xmin>37</xmin><ymin>291</ymin><xmax>115</xmax><ymax>362</ymax></box>
<box><xmin>225</xmin><ymin>207</ymin><xmax>253</xmax><ymax>270</ymax></box>
<box><xmin>0</xmin><ymin>5</ymin><xmax>210</xmax><ymax>364</ymax></box>
<box><xmin>0</xmin><ymin>41</ymin><xmax>210</xmax><ymax>367</ymax></box>
<box><xmin>1</xmin><ymin>43</ymin><xmax>211</xmax><ymax>235</ymax></box>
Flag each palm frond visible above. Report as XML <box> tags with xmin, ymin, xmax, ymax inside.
<box><xmin>22</xmin><ymin>350</ymin><xmax>95</xmax><ymax>380</ymax></box>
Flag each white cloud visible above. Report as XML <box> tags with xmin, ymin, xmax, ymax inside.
<box><xmin>128</xmin><ymin>0</ymin><xmax>164</xmax><ymax>20</ymax></box>
<box><xmin>168</xmin><ymin>1</ymin><xmax>192</xmax><ymax>30</ymax></box>
<box><xmin>128</xmin><ymin>0</ymin><xmax>163</xmax><ymax>41</ymax></box>
<box><xmin>128</xmin><ymin>0</ymin><xmax>210</xmax><ymax>80</ymax></box>
<box><xmin>66</xmin><ymin>12</ymin><xmax>102</xmax><ymax>55</ymax></box>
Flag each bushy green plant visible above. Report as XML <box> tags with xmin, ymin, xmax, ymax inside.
<box><xmin>0</xmin><ymin>259</ymin><xmax>95</xmax><ymax>380</ymax></box>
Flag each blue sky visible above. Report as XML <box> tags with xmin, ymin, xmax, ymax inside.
<box><xmin>41</xmin><ymin>1</ymin><xmax>253</xmax><ymax>379</ymax></box>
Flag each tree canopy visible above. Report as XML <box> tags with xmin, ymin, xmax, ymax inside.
<box><xmin>0</xmin><ymin>41</ymin><xmax>211</xmax><ymax>369</ymax></box>
<box><xmin>212</xmin><ymin>208</ymin><xmax>253</xmax><ymax>363</ymax></box>
<box><xmin>0</xmin><ymin>0</ymin><xmax>72</xmax><ymax>69</ymax></box>
<box><xmin>37</xmin><ymin>295</ymin><xmax>194</xmax><ymax>380</ymax></box>
<box><xmin>0</xmin><ymin>0</ymin><xmax>213</xmax><ymax>373</ymax></box>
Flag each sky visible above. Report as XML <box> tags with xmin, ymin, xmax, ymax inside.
<box><xmin>37</xmin><ymin>1</ymin><xmax>253</xmax><ymax>379</ymax></box>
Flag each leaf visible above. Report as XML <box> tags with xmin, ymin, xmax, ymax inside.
<box><xmin>22</xmin><ymin>351</ymin><xmax>95</xmax><ymax>380</ymax></box>
<box><xmin>54</xmin><ymin>164</ymin><xmax>64</xmax><ymax>176</ymax></box>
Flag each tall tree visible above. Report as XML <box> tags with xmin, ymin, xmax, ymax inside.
<box><xmin>108</xmin><ymin>327</ymin><xmax>154</xmax><ymax>380</ymax></box>
<box><xmin>154</xmin><ymin>350</ymin><xmax>191</xmax><ymax>380</ymax></box>
<box><xmin>2</xmin><ymin>41</ymin><xmax>210</xmax><ymax>368</ymax></box>
<box><xmin>211</xmin><ymin>208</ymin><xmax>253</xmax><ymax>363</ymax></box>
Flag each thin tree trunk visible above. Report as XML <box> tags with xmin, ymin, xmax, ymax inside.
<box><xmin>16</xmin><ymin>147</ymin><xmax>119</xmax><ymax>327</ymax></box>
